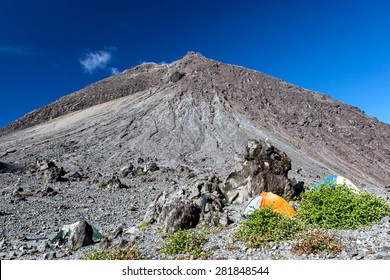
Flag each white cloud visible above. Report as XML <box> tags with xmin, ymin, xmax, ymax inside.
<box><xmin>80</xmin><ymin>50</ymin><xmax>112</xmax><ymax>73</ymax></box>
<box><xmin>110</xmin><ymin>67</ymin><xmax>120</xmax><ymax>75</ymax></box>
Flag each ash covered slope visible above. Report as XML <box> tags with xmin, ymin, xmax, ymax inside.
<box><xmin>0</xmin><ymin>63</ymin><xmax>169</xmax><ymax>136</ymax></box>
<box><xmin>1</xmin><ymin>52</ymin><xmax>389</xmax><ymax>187</ymax></box>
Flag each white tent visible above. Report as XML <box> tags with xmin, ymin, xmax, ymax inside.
<box><xmin>243</xmin><ymin>195</ymin><xmax>262</xmax><ymax>216</ymax></box>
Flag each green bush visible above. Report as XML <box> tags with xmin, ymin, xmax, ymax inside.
<box><xmin>161</xmin><ymin>229</ymin><xmax>208</xmax><ymax>259</ymax></box>
<box><xmin>97</xmin><ymin>181</ymin><xmax>108</xmax><ymax>189</ymax></box>
<box><xmin>20</xmin><ymin>191</ymin><xmax>33</xmax><ymax>199</ymax></box>
<box><xmin>235</xmin><ymin>207</ymin><xmax>305</xmax><ymax>248</ymax></box>
<box><xmin>293</xmin><ymin>229</ymin><xmax>342</xmax><ymax>255</ymax></box>
<box><xmin>84</xmin><ymin>246</ymin><xmax>142</xmax><ymax>260</ymax></box>
<box><xmin>137</xmin><ymin>221</ymin><xmax>149</xmax><ymax>231</ymax></box>
<box><xmin>298</xmin><ymin>184</ymin><xmax>389</xmax><ymax>229</ymax></box>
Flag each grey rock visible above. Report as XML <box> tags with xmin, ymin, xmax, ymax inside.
<box><xmin>67</xmin><ymin>171</ymin><xmax>83</xmax><ymax>181</ymax></box>
<box><xmin>120</xmin><ymin>166</ymin><xmax>132</xmax><ymax>177</ymax></box>
<box><xmin>380</xmin><ymin>216</ymin><xmax>390</xmax><ymax>223</ymax></box>
<box><xmin>41</xmin><ymin>186</ymin><xmax>58</xmax><ymax>196</ymax></box>
<box><xmin>37</xmin><ymin>241</ymin><xmax>51</xmax><ymax>253</ymax></box>
<box><xmin>143</xmin><ymin>191</ymin><xmax>170</xmax><ymax>224</ymax></box>
<box><xmin>350</xmin><ymin>250</ymin><xmax>359</xmax><ymax>257</ymax></box>
<box><xmin>118</xmin><ymin>239</ymin><xmax>130</xmax><ymax>248</ymax></box>
<box><xmin>221</xmin><ymin>139</ymin><xmax>294</xmax><ymax>204</ymax></box>
<box><xmin>158</xmin><ymin>200</ymin><xmax>201</xmax><ymax>234</ymax></box>
<box><xmin>377</xmin><ymin>251</ymin><xmax>389</xmax><ymax>260</ymax></box>
<box><xmin>12</xmin><ymin>188</ymin><xmax>23</xmax><ymax>197</ymax></box>
<box><xmin>99</xmin><ymin>237</ymin><xmax>111</xmax><ymax>250</ymax></box>
<box><xmin>68</xmin><ymin>221</ymin><xmax>94</xmax><ymax>251</ymax></box>
<box><xmin>169</xmin><ymin>71</ymin><xmax>185</xmax><ymax>83</ymax></box>
<box><xmin>108</xmin><ymin>176</ymin><xmax>127</xmax><ymax>189</ymax></box>
<box><xmin>327</xmin><ymin>253</ymin><xmax>335</xmax><ymax>259</ymax></box>
<box><xmin>144</xmin><ymin>162</ymin><xmax>159</xmax><ymax>172</ymax></box>
<box><xmin>43</xmin><ymin>252</ymin><xmax>56</xmax><ymax>260</ymax></box>
<box><xmin>109</xmin><ymin>225</ymin><xmax>124</xmax><ymax>240</ymax></box>
<box><xmin>356</xmin><ymin>254</ymin><xmax>365</xmax><ymax>260</ymax></box>
<box><xmin>381</xmin><ymin>245</ymin><xmax>390</xmax><ymax>252</ymax></box>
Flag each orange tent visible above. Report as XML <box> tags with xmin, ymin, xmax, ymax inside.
<box><xmin>244</xmin><ymin>192</ymin><xmax>296</xmax><ymax>217</ymax></box>
<box><xmin>260</xmin><ymin>192</ymin><xmax>296</xmax><ymax>217</ymax></box>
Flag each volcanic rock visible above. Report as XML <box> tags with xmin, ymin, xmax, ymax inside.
<box><xmin>221</xmin><ymin>139</ymin><xmax>294</xmax><ymax>204</ymax></box>
<box><xmin>143</xmin><ymin>175</ymin><xmax>227</xmax><ymax>231</ymax></box>
<box><xmin>158</xmin><ymin>200</ymin><xmax>201</xmax><ymax>234</ymax></box>
<box><xmin>144</xmin><ymin>162</ymin><xmax>159</xmax><ymax>172</ymax></box>
<box><xmin>108</xmin><ymin>176</ymin><xmax>127</xmax><ymax>189</ymax></box>
<box><xmin>69</xmin><ymin>220</ymin><xmax>94</xmax><ymax>251</ymax></box>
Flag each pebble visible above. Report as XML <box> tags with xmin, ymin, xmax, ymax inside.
<box><xmin>37</xmin><ymin>241</ymin><xmax>50</xmax><ymax>253</ymax></box>
<box><xmin>327</xmin><ymin>253</ymin><xmax>335</xmax><ymax>259</ymax></box>
<box><xmin>356</xmin><ymin>255</ymin><xmax>364</xmax><ymax>260</ymax></box>
<box><xmin>43</xmin><ymin>252</ymin><xmax>56</xmax><ymax>260</ymax></box>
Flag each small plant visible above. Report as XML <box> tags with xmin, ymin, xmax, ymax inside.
<box><xmin>298</xmin><ymin>184</ymin><xmax>390</xmax><ymax>229</ymax></box>
<box><xmin>97</xmin><ymin>181</ymin><xmax>108</xmax><ymax>189</ymax></box>
<box><xmin>293</xmin><ymin>229</ymin><xmax>342</xmax><ymax>255</ymax></box>
<box><xmin>235</xmin><ymin>206</ymin><xmax>305</xmax><ymax>248</ymax></box>
<box><xmin>20</xmin><ymin>191</ymin><xmax>33</xmax><ymax>199</ymax></box>
<box><xmin>84</xmin><ymin>246</ymin><xmax>142</xmax><ymax>260</ymax></box>
<box><xmin>225</xmin><ymin>244</ymin><xmax>240</xmax><ymax>251</ymax></box>
<box><xmin>161</xmin><ymin>229</ymin><xmax>208</xmax><ymax>259</ymax></box>
<box><xmin>137</xmin><ymin>221</ymin><xmax>149</xmax><ymax>231</ymax></box>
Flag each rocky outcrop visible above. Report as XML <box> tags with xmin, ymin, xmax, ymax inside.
<box><xmin>143</xmin><ymin>175</ymin><xmax>228</xmax><ymax>233</ymax></box>
<box><xmin>69</xmin><ymin>221</ymin><xmax>94</xmax><ymax>251</ymax></box>
<box><xmin>158</xmin><ymin>201</ymin><xmax>201</xmax><ymax>234</ymax></box>
<box><xmin>108</xmin><ymin>176</ymin><xmax>127</xmax><ymax>189</ymax></box>
<box><xmin>221</xmin><ymin>139</ymin><xmax>295</xmax><ymax>204</ymax></box>
<box><xmin>0</xmin><ymin>161</ymin><xmax>6</xmax><ymax>170</ymax></box>
<box><xmin>36</xmin><ymin>160</ymin><xmax>67</xmax><ymax>182</ymax></box>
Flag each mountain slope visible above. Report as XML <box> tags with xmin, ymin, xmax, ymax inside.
<box><xmin>1</xmin><ymin>52</ymin><xmax>389</xmax><ymax>188</ymax></box>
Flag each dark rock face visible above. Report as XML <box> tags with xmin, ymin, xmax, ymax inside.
<box><xmin>0</xmin><ymin>161</ymin><xmax>5</xmax><ymax>170</ymax></box>
<box><xmin>244</xmin><ymin>139</ymin><xmax>291</xmax><ymax>176</ymax></box>
<box><xmin>144</xmin><ymin>162</ymin><xmax>159</xmax><ymax>172</ymax></box>
<box><xmin>169</xmin><ymin>71</ymin><xmax>185</xmax><ymax>83</ymax></box>
<box><xmin>69</xmin><ymin>221</ymin><xmax>94</xmax><ymax>251</ymax></box>
<box><xmin>222</xmin><ymin>139</ymin><xmax>294</xmax><ymax>204</ymax></box>
<box><xmin>143</xmin><ymin>175</ymin><xmax>227</xmax><ymax>232</ymax></box>
<box><xmin>158</xmin><ymin>201</ymin><xmax>201</xmax><ymax>234</ymax></box>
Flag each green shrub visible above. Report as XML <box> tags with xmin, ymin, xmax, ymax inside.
<box><xmin>161</xmin><ymin>229</ymin><xmax>208</xmax><ymax>259</ymax></box>
<box><xmin>84</xmin><ymin>246</ymin><xmax>142</xmax><ymax>260</ymax></box>
<box><xmin>20</xmin><ymin>191</ymin><xmax>33</xmax><ymax>199</ymax></box>
<box><xmin>137</xmin><ymin>221</ymin><xmax>149</xmax><ymax>231</ymax></box>
<box><xmin>97</xmin><ymin>181</ymin><xmax>108</xmax><ymax>189</ymax></box>
<box><xmin>293</xmin><ymin>229</ymin><xmax>342</xmax><ymax>255</ymax></box>
<box><xmin>235</xmin><ymin>207</ymin><xmax>305</xmax><ymax>248</ymax></box>
<box><xmin>298</xmin><ymin>184</ymin><xmax>389</xmax><ymax>229</ymax></box>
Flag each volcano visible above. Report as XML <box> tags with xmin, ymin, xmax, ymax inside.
<box><xmin>1</xmin><ymin>52</ymin><xmax>389</xmax><ymax>187</ymax></box>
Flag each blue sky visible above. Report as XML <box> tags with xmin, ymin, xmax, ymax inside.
<box><xmin>1</xmin><ymin>0</ymin><xmax>389</xmax><ymax>128</ymax></box>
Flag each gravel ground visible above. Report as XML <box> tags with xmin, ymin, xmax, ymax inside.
<box><xmin>1</xmin><ymin>166</ymin><xmax>388</xmax><ymax>261</ymax></box>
